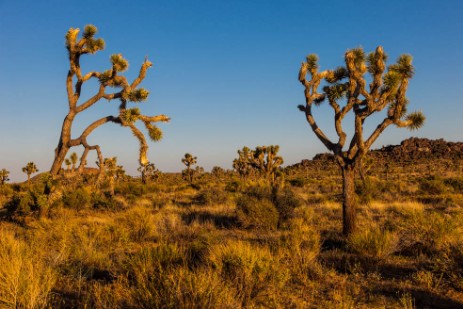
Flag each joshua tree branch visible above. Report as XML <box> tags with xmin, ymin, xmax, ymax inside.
<box><xmin>131</xmin><ymin>60</ymin><xmax>153</xmax><ymax>89</ymax></box>
<box><xmin>76</xmin><ymin>84</ymin><xmax>106</xmax><ymax>113</ymax></box>
<box><xmin>129</xmin><ymin>123</ymin><xmax>149</xmax><ymax>166</ymax></box>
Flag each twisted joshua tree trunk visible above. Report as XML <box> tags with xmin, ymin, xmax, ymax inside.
<box><xmin>50</xmin><ymin>25</ymin><xmax>169</xmax><ymax>177</ymax></box>
<box><xmin>298</xmin><ymin>46</ymin><xmax>425</xmax><ymax>235</ymax></box>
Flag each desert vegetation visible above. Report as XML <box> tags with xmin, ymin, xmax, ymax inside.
<box><xmin>0</xmin><ymin>25</ymin><xmax>462</xmax><ymax>309</ymax></box>
<box><xmin>1</xmin><ymin>138</ymin><xmax>463</xmax><ymax>308</ymax></box>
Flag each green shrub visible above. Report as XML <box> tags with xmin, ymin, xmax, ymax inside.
<box><xmin>274</xmin><ymin>186</ymin><xmax>302</xmax><ymax>226</ymax></box>
<box><xmin>419</xmin><ymin>176</ymin><xmax>448</xmax><ymax>195</ymax></box>
<box><xmin>6</xmin><ymin>191</ymin><xmax>48</xmax><ymax>215</ymax></box>
<box><xmin>225</xmin><ymin>180</ymin><xmax>240</xmax><ymax>192</ymax></box>
<box><xmin>194</xmin><ymin>187</ymin><xmax>228</xmax><ymax>205</ymax></box>
<box><xmin>236</xmin><ymin>195</ymin><xmax>279</xmax><ymax>230</ymax></box>
<box><xmin>115</xmin><ymin>182</ymin><xmax>146</xmax><ymax>196</ymax></box>
<box><xmin>91</xmin><ymin>192</ymin><xmax>118</xmax><ymax>210</ymax></box>
<box><xmin>62</xmin><ymin>188</ymin><xmax>91</xmax><ymax>210</ymax></box>
<box><xmin>289</xmin><ymin>178</ymin><xmax>305</xmax><ymax>188</ymax></box>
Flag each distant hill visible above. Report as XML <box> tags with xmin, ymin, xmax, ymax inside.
<box><xmin>294</xmin><ymin>137</ymin><xmax>463</xmax><ymax>168</ymax></box>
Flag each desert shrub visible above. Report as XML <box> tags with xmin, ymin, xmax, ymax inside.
<box><xmin>194</xmin><ymin>187</ymin><xmax>228</xmax><ymax>206</ymax></box>
<box><xmin>400</xmin><ymin>212</ymin><xmax>463</xmax><ymax>254</ymax></box>
<box><xmin>289</xmin><ymin>177</ymin><xmax>305</xmax><ymax>188</ymax></box>
<box><xmin>236</xmin><ymin>195</ymin><xmax>279</xmax><ymax>230</ymax></box>
<box><xmin>126</xmin><ymin>243</ymin><xmax>187</xmax><ymax>307</ymax></box>
<box><xmin>186</xmin><ymin>234</ymin><xmax>213</xmax><ymax>268</ymax></box>
<box><xmin>236</xmin><ymin>185</ymin><xmax>301</xmax><ymax>229</ymax></box>
<box><xmin>115</xmin><ymin>182</ymin><xmax>146</xmax><ymax>197</ymax></box>
<box><xmin>348</xmin><ymin>226</ymin><xmax>398</xmax><ymax>259</ymax></box>
<box><xmin>225</xmin><ymin>180</ymin><xmax>240</xmax><ymax>192</ymax></box>
<box><xmin>0</xmin><ymin>228</ymin><xmax>56</xmax><ymax>308</ymax></box>
<box><xmin>62</xmin><ymin>187</ymin><xmax>91</xmax><ymax>210</ymax></box>
<box><xmin>6</xmin><ymin>191</ymin><xmax>47</xmax><ymax>215</ymax></box>
<box><xmin>123</xmin><ymin>207</ymin><xmax>155</xmax><ymax>242</ymax></box>
<box><xmin>274</xmin><ymin>186</ymin><xmax>303</xmax><ymax>226</ymax></box>
<box><xmin>91</xmin><ymin>192</ymin><xmax>119</xmax><ymax>210</ymax></box>
<box><xmin>281</xmin><ymin>217</ymin><xmax>322</xmax><ymax>280</ymax></box>
<box><xmin>419</xmin><ymin>176</ymin><xmax>448</xmax><ymax>195</ymax></box>
<box><xmin>0</xmin><ymin>184</ymin><xmax>13</xmax><ymax>196</ymax></box>
<box><xmin>412</xmin><ymin>270</ymin><xmax>442</xmax><ymax>290</ymax></box>
<box><xmin>208</xmin><ymin>240</ymin><xmax>289</xmax><ymax>306</ymax></box>
<box><xmin>444</xmin><ymin>177</ymin><xmax>463</xmax><ymax>193</ymax></box>
<box><xmin>129</xmin><ymin>264</ymin><xmax>237</xmax><ymax>308</ymax></box>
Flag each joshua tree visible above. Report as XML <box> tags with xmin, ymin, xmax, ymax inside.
<box><xmin>64</xmin><ymin>158</ymin><xmax>72</xmax><ymax>172</ymax></box>
<box><xmin>50</xmin><ymin>24</ymin><xmax>170</xmax><ymax>177</ymax></box>
<box><xmin>70</xmin><ymin>152</ymin><xmax>78</xmax><ymax>172</ymax></box>
<box><xmin>22</xmin><ymin>162</ymin><xmax>39</xmax><ymax>186</ymax></box>
<box><xmin>0</xmin><ymin>169</ymin><xmax>10</xmax><ymax>185</ymax></box>
<box><xmin>298</xmin><ymin>46</ymin><xmax>424</xmax><ymax>235</ymax></box>
<box><xmin>250</xmin><ymin>145</ymin><xmax>284</xmax><ymax>184</ymax></box>
<box><xmin>138</xmin><ymin>162</ymin><xmax>160</xmax><ymax>184</ymax></box>
<box><xmin>102</xmin><ymin>157</ymin><xmax>119</xmax><ymax>196</ymax></box>
<box><xmin>181</xmin><ymin>153</ymin><xmax>197</xmax><ymax>184</ymax></box>
<box><xmin>233</xmin><ymin>146</ymin><xmax>254</xmax><ymax>182</ymax></box>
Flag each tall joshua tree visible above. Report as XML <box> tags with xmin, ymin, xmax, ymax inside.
<box><xmin>250</xmin><ymin>145</ymin><xmax>284</xmax><ymax>184</ymax></box>
<box><xmin>181</xmin><ymin>153</ymin><xmax>197</xmax><ymax>184</ymax></box>
<box><xmin>233</xmin><ymin>146</ymin><xmax>253</xmax><ymax>182</ymax></box>
<box><xmin>0</xmin><ymin>169</ymin><xmax>10</xmax><ymax>185</ymax></box>
<box><xmin>298</xmin><ymin>46</ymin><xmax>424</xmax><ymax>235</ymax></box>
<box><xmin>50</xmin><ymin>25</ymin><xmax>170</xmax><ymax>177</ymax></box>
<box><xmin>22</xmin><ymin>162</ymin><xmax>39</xmax><ymax>186</ymax></box>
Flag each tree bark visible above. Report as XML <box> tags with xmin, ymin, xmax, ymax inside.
<box><xmin>342</xmin><ymin>164</ymin><xmax>356</xmax><ymax>236</ymax></box>
<box><xmin>50</xmin><ymin>112</ymin><xmax>75</xmax><ymax>175</ymax></box>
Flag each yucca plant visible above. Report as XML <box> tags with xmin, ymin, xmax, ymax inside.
<box><xmin>22</xmin><ymin>162</ymin><xmax>38</xmax><ymax>186</ymax></box>
<box><xmin>50</xmin><ymin>25</ymin><xmax>170</xmax><ymax>178</ymax></box>
<box><xmin>298</xmin><ymin>46</ymin><xmax>424</xmax><ymax>235</ymax></box>
<box><xmin>182</xmin><ymin>153</ymin><xmax>197</xmax><ymax>184</ymax></box>
<box><xmin>232</xmin><ymin>146</ymin><xmax>254</xmax><ymax>182</ymax></box>
<box><xmin>0</xmin><ymin>169</ymin><xmax>10</xmax><ymax>185</ymax></box>
<box><xmin>250</xmin><ymin>145</ymin><xmax>284</xmax><ymax>184</ymax></box>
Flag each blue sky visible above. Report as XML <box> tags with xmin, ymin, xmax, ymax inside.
<box><xmin>1</xmin><ymin>0</ymin><xmax>462</xmax><ymax>182</ymax></box>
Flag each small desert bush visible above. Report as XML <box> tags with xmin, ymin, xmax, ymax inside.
<box><xmin>0</xmin><ymin>184</ymin><xmax>13</xmax><ymax>197</ymax></box>
<box><xmin>444</xmin><ymin>177</ymin><xmax>463</xmax><ymax>193</ymax></box>
<box><xmin>236</xmin><ymin>195</ymin><xmax>279</xmax><ymax>230</ymax></box>
<box><xmin>91</xmin><ymin>191</ymin><xmax>119</xmax><ymax>210</ymax></box>
<box><xmin>419</xmin><ymin>176</ymin><xmax>448</xmax><ymax>195</ymax></box>
<box><xmin>129</xmin><ymin>262</ymin><xmax>237</xmax><ymax>308</ymax></box>
<box><xmin>398</xmin><ymin>211</ymin><xmax>463</xmax><ymax>254</ymax></box>
<box><xmin>122</xmin><ymin>206</ymin><xmax>156</xmax><ymax>242</ymax></box>
<box><xmin>6</xmin><ymin>191</ymin><xmax>48</xmax><ymax>215</ymax></box>
<box><xmin>281</xmin><ymin>217</ymin><xmax>322</xmax><ymax>280</ymax></box>
<box><xmin>0</xmin><ymin>227</ymin><xmax>56</xmax><ymax>308</ymax></box>
<box><xmin>194</xmin><ymin>186</ymin><xmax>228</xmax><ymax>206</ymax></box>
<box><xmin>115</xmin><ymin>182</ymin><xmax>146</xmax><ymax>196</ymax></box>
<box><xmin>348</xmin><ymin>226</ymin><xmax>398</xmax><ymax>259</ymax></box>
<box><xmin>236</xmin><ymin>185</ymin><xmax>301</xmax><ymax>230</ymax></box>
<box><xmin>208</xmin><ymin>240</ymin><xmax>289</xmax><ymax>306</ymax></box>
<box><xmin>274</xmin><ymin>186</ymin><xmax>303</xmax><ymax>226</ymax></box>
<box><xmin>412</xmin><ymin>270</ymin><xmax>443</xmax><ymax>290</ymax></box>
<box><xmin>62</xmin><ymin>187</ymin><xmax>91</xmax><ymax>210</ymax></box>
<box><xmin>289</xmin><ymin>177</ymin><xmax>306</xmax><ymax>188</ymax></box>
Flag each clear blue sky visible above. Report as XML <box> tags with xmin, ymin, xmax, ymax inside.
<box><xmin>1</xmin><ymin>0</ymin><xmax>462</xmax><ymax>182</ymax></box>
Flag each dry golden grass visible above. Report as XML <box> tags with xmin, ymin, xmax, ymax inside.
<box><xmin>0</xmin><ymin>174</ymin><xmax>462</xmax><ymax>308</ymax></box>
